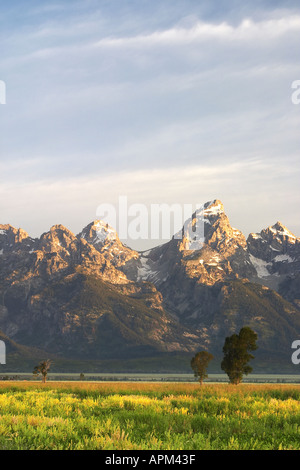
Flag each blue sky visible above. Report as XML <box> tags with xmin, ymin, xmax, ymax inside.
<box><xmin>0</xmin><ymin>0</ymin><xmax>300</xmax><ymax>248</ymax></box>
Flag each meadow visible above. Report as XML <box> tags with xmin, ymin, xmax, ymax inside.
<box><xmin>0</xmin><ymin>381</ymin><xmax>300</xmax><ymax>450</ymax></box>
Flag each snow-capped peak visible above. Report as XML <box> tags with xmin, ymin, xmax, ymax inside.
<box><xmin>191</xmin><ymin>200</ymin><xmax>225</xmax><ymax>220</ymax></box>
<box><xmin>79</xmin><ymin>220</ymin><xmax>118</xmax><ymax>245</ymax></box>
<box><xmin>269</xmin><ymin>222</ymin><xmax>297</xmax><ymax>240</ymax></box>
<box><xmin>203</xmin><ymin>199</ymin><xmax>225</xmax><ymax>216</ymax></box>
<box><xmin>93</xmin><ymin>220</ymin><xmax>117</xmax><ymax>244</ymax></box>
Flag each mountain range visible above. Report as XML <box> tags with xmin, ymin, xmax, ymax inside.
<box><xmin>0</xmin><ymin>200</ymin><xmax>299</xmax><ymax>372</ymax></box>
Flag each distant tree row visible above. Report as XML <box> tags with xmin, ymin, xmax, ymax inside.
<box><xmin>32</xmin><ymin>327</ymin><xmax>257</xmax><ymax>385</ymax></box>
<box><xmin>191</xmin><ymin>327</ymin><xmax>258</xmax><ymax>385</ymax></box>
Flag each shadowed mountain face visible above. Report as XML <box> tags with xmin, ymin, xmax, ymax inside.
<box><xmin>0</xmin><ymin>199</ymin><xmax>299</xmax><ymax>368</ymax></box>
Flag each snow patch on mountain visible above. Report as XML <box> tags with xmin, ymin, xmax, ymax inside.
<box><xmin>137</xmin><ymin>257</ymin><xmax>153</xmax><ymax>281</ymax></box>
<box><xmin>249</xmin><ymin>254</ymin><xmax>271</xmax><ymax>278</ymax></box>
<box><xmin>274</xmin><ymin>254</ymin><xmax>294</xmax><ymax>263</ymax></box>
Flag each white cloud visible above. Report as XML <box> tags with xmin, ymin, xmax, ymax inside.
<box><xmin>93</xmin><ymin>15</ymin><xmax>300</xmax><ymax>49</ymax></box>
<box><xmin>3</xmin><ymin>14</ymin><xmax>300</xmax><ymax>67</ymax></box>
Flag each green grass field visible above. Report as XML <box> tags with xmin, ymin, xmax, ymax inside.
<box><xmin>0</xmin><ymin>381</ymin><xmax>300</xmax><ymax>450</ymax></box>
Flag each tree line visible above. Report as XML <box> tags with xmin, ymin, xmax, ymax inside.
<box><xmin>32</xmin><ymin>326</ymin><xmax>258</xmax><ymax>385</ymax></box>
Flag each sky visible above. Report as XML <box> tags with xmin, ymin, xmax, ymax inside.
<box><xmin>0</xmin><ymin>0</ymin><xmax>300</xmax><ymax>250</ymax></box>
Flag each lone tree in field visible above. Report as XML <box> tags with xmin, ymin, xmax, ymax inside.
<box><xmin>191</xmin><ymin>351</ymin><xmax>214</xmax><ymax>385</ymax></box>
<box><xmin>221</xmin><ymin>327</ymin><xmax>258</xmax><ymax>385</ymax></box>
<box><xmin>33</xmin><ymin>360</ymin><xmax>53</xmax><ymax>383</ymax></box>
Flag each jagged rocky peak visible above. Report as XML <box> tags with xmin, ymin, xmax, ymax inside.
<box><xmin>0</xmin><ymin>224</ymin><xmax>35</xmax><ymax>253</ymax></box>
<box><xmin>245</xmin><ymin>221</ymin><xmax>300</xmax><ymax>289</ymax></box>
<box><xmin>0</xmin><ymin>224</ymin><xmax>30</xmax><ymax>242</ymax></box>
<box><xmin>38</xmin><ymin>224</ymin><xmax>76</xmax><ymax>253</ymax></box>
<box><xmin>78</xmin><ymin>220</ymin><xmax>139</xmax><ymax>269</ymax></box>
<box><xmin>135</xmin><ymin>199</ymin><xmax>251</xmax><ymax>287</ymax></box>
<box><xmin>247</xmin><ymin>221</ymin><xmax>300</xmax><ymax>263</ymax></box>
<box><xmin>50</xmin><ymin>224</ymin><xmax>74</xmax><ymax>233</ymax></box>
<box><xmin>78</xmin><ymin>220</ymin><xmax>118</xmax><ymax>246</ymax></box>
<box><xmin>268</xmin><ymin>222</ymin><xmax>298</xmax><ymax>243</ymax></box>
<box><xmin>260</xmin><ymin>221</ymin><xmax>298</xmax><ymax>245</ymax></box>
<box><xmin>179</xmin><ymin>199</ymin><xmax>246</xmax><ymax>253</ymax></box>
<box><xmin>202</xmin><ymin>199</ymin><xmax>225</xmax><ymax>217</ymax></box>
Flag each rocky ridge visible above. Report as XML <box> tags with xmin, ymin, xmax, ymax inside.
<box><xmin>0</xmin><ymin>199</ymin><xmax>299</xmax><ymax>367</ymax></box>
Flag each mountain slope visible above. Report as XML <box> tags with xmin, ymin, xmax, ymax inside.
<box><xmin>10</xmin><ymin>270</ymin><xmax>201</xmax><ymax>359</ymax></box>
<box><xmin>0</xmin><ymin>222</ymin><xmax>203</xmax><ymax>359</ymax></box>
<box><xmin>121</xmin><ymin>200</ymin><xmax>300</xmax><ymax>365</ymax></box>
<box><xmin>0</xmin><ymin>200</ymin><xmax>299</xmax><ymax>371</ymax></box>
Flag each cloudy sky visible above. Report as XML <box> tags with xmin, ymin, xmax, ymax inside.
<box><xmin>0</xmin><ymin>0</ymin><xmax>299</xmax><ymax>249</ymax></box>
